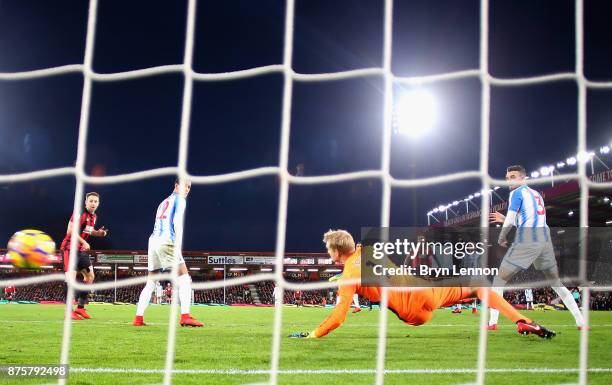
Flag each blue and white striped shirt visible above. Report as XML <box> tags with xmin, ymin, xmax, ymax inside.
<box><xmin>150</xmin><ymin>193</ymin><xmax>186</xmax><ymax>243</ymax></box>
<box><xmin>507</xmin><ymin>185</ymin><xmax>548</xmax><ymax>241</ymax></box>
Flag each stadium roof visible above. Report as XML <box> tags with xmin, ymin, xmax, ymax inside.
<box><xmin>435</xmin><ymin>168</ymin><xmax>612</xmax><ymax>227</ymax></box>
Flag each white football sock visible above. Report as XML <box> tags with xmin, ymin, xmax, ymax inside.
<box><xmin>489</xmin><ymin>276</ymin><xmax>507</xmax><ymax>326</ymax></box>
<box><xmin>553</xmin><ymin>285</ymin><xmax>585</xmax><ymax>327</ymax></box>
<box><xmin>353</xmin><ymin>294</ymin><xmax>360</xmax><ymax>308</ymax></box>
<box><xmin>136</xmin><ymin>280</ymin><xmax>155</xmax><ymax>317</ymax></box>
<box><xmin>178</xmin><ymin>273</ymin><xmax>192</xmax><ymax>315</ymax></box>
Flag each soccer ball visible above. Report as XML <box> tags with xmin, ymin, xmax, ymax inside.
<box><xmin>7</xmin><ymin>229</ymin><xmax>56</xmax><ymax>269</ymax></box>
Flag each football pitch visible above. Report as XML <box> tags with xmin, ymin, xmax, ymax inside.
<box><xmin>1</xmin><ymin>304</ymin><xmax>611</xmax><ymax>385</ymax></box>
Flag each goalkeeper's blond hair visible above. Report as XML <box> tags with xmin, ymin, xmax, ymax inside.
<box><xmin>322</xmin><ymin>229</ymin><xmax>355</xmax><ymax>255</ymax></box>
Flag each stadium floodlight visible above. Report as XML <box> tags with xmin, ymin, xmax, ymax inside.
<box><xmin>260</xmin><ymin>268</ymin><xmax>273</xmax><ymax>272</ymax></box>
<box><xmin>189</xmin><ymin>267</ymin><xmax>201</xmax><ymax>271</ymax></box>
<box><xmin>494</xmin><ymin>186</ymin><xmax>500</xmax><ymax>190</ymax></box>
<box><xmin>394</xmin><ymin>89</ymin><xmax>436</xmax><ymax>138</ymax></box>
<box><xmin>432</xmin><ymin>208</ymin><xmax>439</xmax><ymax>213</ymax></box>
<box><xmin>604</xmin><ymin>197</ymin><xmax>610</xmax><ymax>203</ymax></box>
<box><xmin>438</xmin><ymin>205</ymin><xmax>445</xmax><ymax>212</ymax></box>
<box><xmin>452</xmin><ymin>201</ymin><xmax>459</xmax><ymax>206</ymax></box>
<box><xmin>468</xmin><ymin>194</ymin><xmax>474</xmax><ymax>200</ymax></box>
<box><xmin>557</xmin><ymin>161</ymin><xmax>565</xmax><ymax>168</ymax></box>
<box><xmin>540</xmin><ymin>166</ymin><xmax>554</xmax><ymax>176</ymax></box>
<box><xmin>531</xmin><ymin>171</ymin><xmax>540</xmax><ymax>178</ymax></box>
<box><xmin>568</xmin><ymin>210</ymin><xmax>574</xmax><ymax>216</ymax></box>
<box><xmin>567</xmin><ymin>157</ymin><xmax>577</xmax><ymax>165</ymax></box>
<box><xmin>474</xmin><ymin>192</ymin><xmax>481</xmax><ymax>198</ymax></box>
<box><xmin>230</xmin><ymin>267</ymin><xmax>248</xmax><ymax>271</ymax></box>
<box><xmin>600</xmin><ymin>146</ymin><xmax>610</xmax><ymax>154</ymax></box>
<box><xmin>577</xmin><ymin>151</ymin><xmax>592</xmax><ymax>163</ymax></box>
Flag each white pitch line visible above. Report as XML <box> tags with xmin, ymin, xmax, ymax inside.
<box><xmin>69</xmin><ymin>367</ymin><xmax>612</xmax><ymax>375</ymax></box>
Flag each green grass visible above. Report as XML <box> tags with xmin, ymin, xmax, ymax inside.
<box><xmin>1</xmin><ymin>304</ymin><xmax>611</xmax><ymax>385</ymax></box>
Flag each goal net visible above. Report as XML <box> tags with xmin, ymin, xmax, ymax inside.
<box><xmin>1</xmin><ymin>1</ymin><xmax>611</xmax><ymax>385</ymax></box>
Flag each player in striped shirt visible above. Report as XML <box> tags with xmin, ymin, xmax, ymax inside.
<box><xmin>61</xmin><ymin>192</ymin><xmax>108</xmax><ymax>320</ymax></box>
<box><xmin>133</xmin><ymin>179</ymin><xmax>203</xmax><ymax>327</ymax></box>
<box><xmin>488</xmin><ymin>165</ymin><xmax>586</xmax><ymax>330</ymax></box>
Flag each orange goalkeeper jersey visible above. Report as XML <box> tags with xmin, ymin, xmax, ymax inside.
<box><xmin>313</xmin><ymin>246</ymin><xmax>464</xmax><ymax>338</ymax></box>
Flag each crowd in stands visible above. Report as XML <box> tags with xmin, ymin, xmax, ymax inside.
<box><xmin>11</xmin><ymin>281</ymin><xmax>65</xmax><ymax>302</ymax></box>
<box><xmin>2</xmin><ymin>268</ymin><xmax>612</xmax><ymax>310</ymax></box>
<box><xmin>193</xmin><ymin>285</ymin><xmax>253</xmax><ymax>304</ymax></box>
<box><xmin>589</xmin><ymin>292</ymin><xmax>612</xmax><ymax>310</ymax></box>
<box><xmin>256</xmin><ymin>279</ymin><xmax>331</xmax><ymax>306</ymax></box>
<box><xmin>503</xmin><ymin>288</ymin><xmax>557</xmax><ymax>306</ymax></box>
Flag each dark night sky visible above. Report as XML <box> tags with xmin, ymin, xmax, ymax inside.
<box><xmin>0</xmin><ymin>0</ymin><xmax>611</xmax><ymax>252</ymax></box>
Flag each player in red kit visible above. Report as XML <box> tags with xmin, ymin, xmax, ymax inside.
<box><xmin>164</xmin><ymin>283</ymin><xmax>173</xmax><ymax>304</ymax></box>
<box><xmin>60</xmin><ymin>192</ymin><xmax>108</xmax><ymax>320</ymax></box>
<box><xmin>294</xmin><ymin>290</ymin><xmax>303</xmax><ymax>307</ymax></box>
<box><xmin>4</xmin><ymin>285</ymin><xmax>16</xmax><ymax>302</ymax></box>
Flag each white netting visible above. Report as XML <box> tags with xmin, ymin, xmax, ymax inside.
<box><xmin>1</xmin><ymin>0</ymin><xmax>612</xmax><ymax>384</ymax></box>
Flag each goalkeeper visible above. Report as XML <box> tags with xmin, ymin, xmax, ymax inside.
<box><xmin>290</xmin><ymin>229</ymin><xmax>555</xmax><ymax>339</ymax></box>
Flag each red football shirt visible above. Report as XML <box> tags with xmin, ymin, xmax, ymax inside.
<box><xmin>60</xmin><ymin>211</ymin><xmax>97</xmax><ymax>251</ymax></box>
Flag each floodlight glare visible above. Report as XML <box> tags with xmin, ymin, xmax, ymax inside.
<box><xmin>577</xmin><ymin>151</ymin><xmax>591</xmax><ymax>163</ymax></box>
<box><xmin>395</xmin><ymin>90</ymin><xmax>436</xmax><ymax>138</ymax></box>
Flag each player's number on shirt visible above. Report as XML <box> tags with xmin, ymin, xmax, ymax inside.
<box><xmin>534</xmin><ymin>195</ymin><xmax>545</xmax><ymax>215</ymax></box>
<box><xmin>157</xmin><ymin>200</ymin><xmax>170</xmax><ymax>220</ymax></box>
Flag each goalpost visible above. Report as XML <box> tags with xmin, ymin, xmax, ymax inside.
<box><xmin>1</xmin><ymin>1</ymin><xmax>612</xmax><ymax>385</ymax></box>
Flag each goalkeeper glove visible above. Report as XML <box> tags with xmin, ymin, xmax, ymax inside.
<box><xmin>288</xmin><ymin>331</ymin><xmax>315</xmax><ymax>339</ymax></box>
<box><xmin>328</xmin><ymin>273</ymin><xmax>343</xmax><ymax>282</ymax></box>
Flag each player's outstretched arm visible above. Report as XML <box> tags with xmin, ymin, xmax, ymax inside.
<box><xmin>290</xmin><ymin>285</ymin><xmax>355</xmax><ymax>339</ymax></box>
